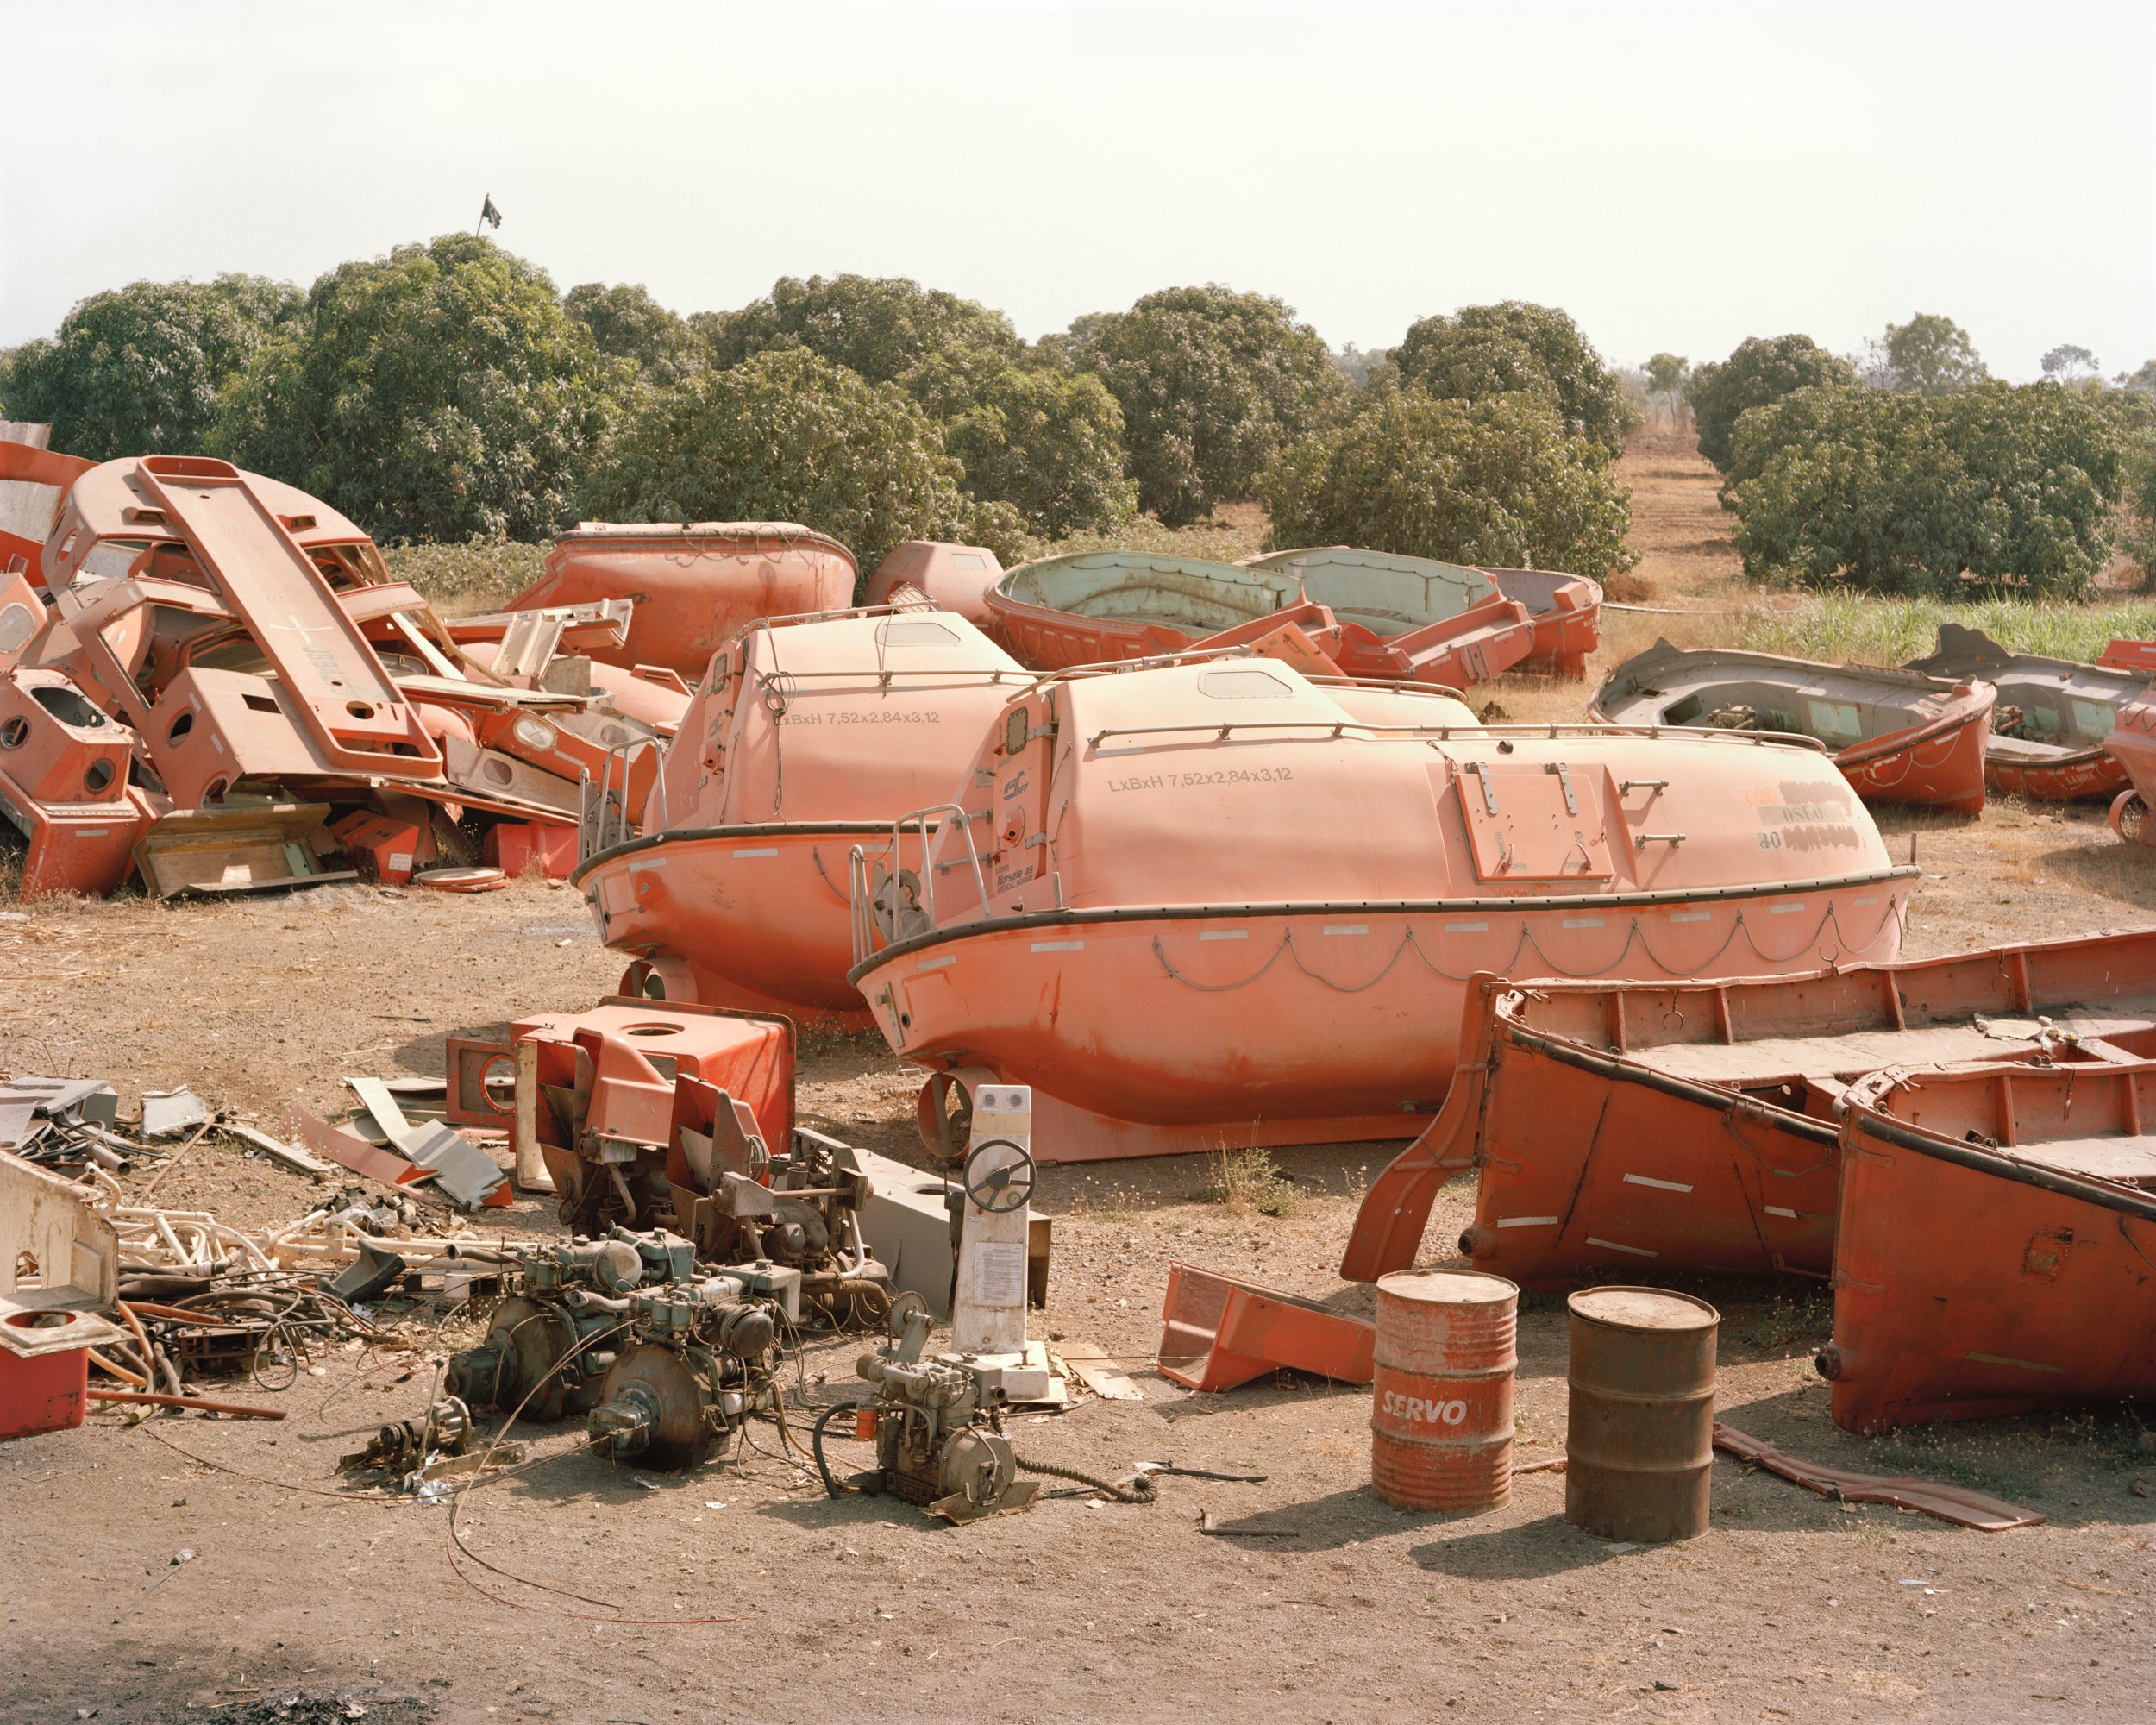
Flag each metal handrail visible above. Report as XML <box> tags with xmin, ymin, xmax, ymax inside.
<box><xmin>1083</xmin><ymin>719</ymin><xmax>1833</xmax><ymax>754</ymax></box>
<box><xmin>578</xmin><ymin>735</ymin><xmax>668</xmax><ymax>862</ymax></box>
<box><xmin>848</xmin><ymin>801</ymin><xmax>992</xmax><ymax>965</ymax></box>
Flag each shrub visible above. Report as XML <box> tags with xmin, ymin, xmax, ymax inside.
<box><xmin>563</xmin><ymin>282</ymin><xmax>703</xmax><ymax>388</ymax></box>
<box><xmin>1727</xmin><ymin>380</ymin><xmax>2131</xmax><ymax>597</ymax></box>
<box><xmin>1688</xmin><ymin>334</ymin><xmax>1855</xmax><ymax>473</ymax></box>
<box><xmin>693</xmin><ymin>273</ymin><xmax>1020</xmax><ymax>388</ymax></box>
<box><xmin>1258</xmin><ymin>390</ymin><xmax>1636</xmax><ymax>579</ymax></box>
<box><xmin>216</xmin><ymin>235</ymin><xmax>611</xmax><ymax>542</ymax></box>
<box><xmin>1066</xmin><ymin>285</ymin><xmax>1351</xmax><ymax>526</ymax></box>
<box><xmin>939</xmin><ymin>363</ymin><xmax>1137</xmax><ymax>538</ymax></box>
<box><xmin>1391</xmin><ymin>301</ymin><xmax>1639</xmax><ymax>461</ymax></box>
<box><xmin>576</xmin><ymin>348</ymin><xmax>964</xmax><ymax>576</ymax></box>
<box><xmin>0</xmin><ymin>275</ymin><xmax>298</xmax><ymax>460</ymax></box>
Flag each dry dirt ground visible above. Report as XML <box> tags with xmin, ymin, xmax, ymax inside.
<box><xmin>6</xmin><ymin>439</ymin><xmax>2156</xmax><ymax>1724</ymax></box>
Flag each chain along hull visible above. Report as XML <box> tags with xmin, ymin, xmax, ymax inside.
<box><xmin>1827</xmin><ymin>1064</ymin><xmax>2156</xmax><ymax>1432</ymax></box>
<box><xmin>854</xmin><ymin>882</ymin><xmax>1911</xmax><ymax>1163</ymax></box>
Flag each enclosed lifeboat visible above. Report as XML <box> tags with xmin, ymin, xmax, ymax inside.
<box><xmin>863</xmin><ymin>541</ymin><xmax>1003</xmax><ymax>627</ymax></box>
<box><xmin>574</xmin><ymin>606</ymin><xmax>1028</xmax><ymax>1028</ymax></box>
<box><xmin>503</xmin><ymin>522</ymin><xmax>857</xmax><ymax>682</ymax></box>
<box><xmin>1823</xmin><ymin>1060</ymin><xmax>2156</xmax><ymax>1432</ymax></box>
<box><xmin>1340</xmin><ymin>926</ymin><xmax>2156</xmax><ymax>1287</ymax></box>
<box><xmin>847</xmin><ymin>656</ymin><xmax>1915</xmax><ymax>1163</ymax></box>
<box><xmin>1245</xmin><ymin>548</ymin><xmax>1600</xmax><ymax>681</ymax></box>
<box><xmin>1904</xmin><ymin>624</ymin><xmax>2154</xmax><ymax>802</ymax></box>
<box><xmin>1594</xmin><ymin>640</ymin><xmax>1995</xmax><ymax>813</ymax></box>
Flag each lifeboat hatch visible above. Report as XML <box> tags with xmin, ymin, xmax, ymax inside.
<box><xmin>1450</xmin><ymin>760</ymin><xmax>1614</xmax><ymax>882</ymax></box>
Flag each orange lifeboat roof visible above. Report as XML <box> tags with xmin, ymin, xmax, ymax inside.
<box><xmin>923</xmin><ymin>656</ymin><xmax>1896</xmax><ymax>923</ymax></box>
<box><xmin>667</xmin><ymin>607</ymin><xmax>1026</xmax><ymax>829</ymax></box>
<box><xmin>555</xmin><ymin>520</ymin><xmax>855</xmax><ymax>561</ymax></box>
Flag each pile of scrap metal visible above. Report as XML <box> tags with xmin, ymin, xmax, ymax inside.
<box><xmin>0</xmin><ymin>437</ymin><xmax>688</xmax><ymax>900</ymax></box>
<box><xmin>450</xmin><ymin>995</ymin><xmax>931</xmax><ymax>1328</ymax></box>
<box><xmin>297</xmin><ymin>1075</ymin><xmax>511</xmax><ymax>1214</ymax></box>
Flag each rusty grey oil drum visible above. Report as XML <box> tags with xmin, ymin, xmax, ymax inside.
<box><xmin>1563</xmin><ymin>1286</ymin><xmax>1718</xmax><ymax>1542</ymax></box>
<box><xmin>1369</xmin><ymin>1268</ymin><xmax>1519</xmax><ymax>1512</ymax></box>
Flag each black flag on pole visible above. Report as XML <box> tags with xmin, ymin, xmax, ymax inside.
<box><xmin>476</xmin><ymin>193</ymin><xmax>503</xmax><ymax>235</ymax></box>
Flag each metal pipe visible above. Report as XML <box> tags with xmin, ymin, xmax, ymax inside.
<box><xmin>89</xmin><ymin>1389</ymin><xmax>285</xmax><ymax>1419</ymax></box>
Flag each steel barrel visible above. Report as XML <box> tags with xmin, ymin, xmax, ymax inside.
<box><xmin>1563</xmin><ymin>1285</ymin><xmax>1718</xmax><ymax>1542</ymax></box>
<box><xmin>1369</xmin><ymin>1269</ymin><xmax>1518</xmax><ymax>1512</ymax></box>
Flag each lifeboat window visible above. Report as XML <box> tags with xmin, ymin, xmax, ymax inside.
<box><xmin>0</xmin><ymin>480</ymin><xmax>63</xmax><ymax>545</ymax></box>
<box><xmin>875</xmin><ymin>618</ymin><xmax>960</xmax><ymax>647</ymax></box>
<box><xmin>1196</xmin><ymin>668</ymin><xmax>1293</xmax><ymax>700</ymax></box>
<box><xmin>950</xmin><ymin>553</ymin><xmax>987</xmax><ymax>568</ymax></box>
<box><xmin>78</xmin><ymin>539</ymin><xmax>151</xmax><ymax>581</ymax></box>
<box><xmin>1005</xmin><ymin>708</ymin><xmax>1030</xmax><ymax>756</ymax></box>
<box><xmin>2070</xmin><ymin>699</ymin><xmax>2116</xmax><ymax>738</ymax></box>
<box><xmin>1803</xmin><ymin>699</ymin><xmax>1864</xmax><ymax>743</ymax></box>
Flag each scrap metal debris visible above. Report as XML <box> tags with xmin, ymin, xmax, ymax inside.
<box><xmin>1712</xmin><ymin>1422</ymin><xmax>2045</xmax><ymax>1532</ymax></box>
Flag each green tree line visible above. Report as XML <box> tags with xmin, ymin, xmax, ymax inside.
<box><xmin>0</xmin><ymin>237</ymin><xmax>1642</xmax><ymax>580</ymax></box>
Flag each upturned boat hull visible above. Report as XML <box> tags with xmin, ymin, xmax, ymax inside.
<box><xmin>1824</xmin><ymin>1064</ymin><xmax>2156</xmax><ymax>1431</ymax></box>
<box><xmin>510</xmin><ymin>524</ymin><xmax>857</xmax><ymax>681</ymax></box>
<box><xmin>1342</xmin><ymin>928</ymin><xmax>2156</xmax><ymax>1287</ymax></box>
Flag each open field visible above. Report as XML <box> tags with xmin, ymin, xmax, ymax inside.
<box><xmin>6</xmin><ymin>436</ymin><xmax>2156</xmax><ymax>1724</ymax></box>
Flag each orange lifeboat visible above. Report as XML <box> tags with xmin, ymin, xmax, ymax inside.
<box><xmin>1472</xmin><ymin>566</ymin><xmax>1604</xmax><ymax>680</ymax></box>
<box><xmin>1340</xmin><ymin>926</ymin><xmax>2156</xmax><ymax>1287</ymax></box>
<box><xmin>1906</xmin><ymin>624</ymin><xmax>2155</xmax><ymax>803</ymax></box>
<box><xmin>505</xmin><ymin>523</ymin><xmax>857</xmax><ymax>682</ymax></box>
<box><xmin>574</xmin><ymin>606</ymin><xmax>1027</xmax><ymax>1028</ymax></box>
<box><xmin>1595</xmin><ymin>641</ymin><xmax>1995</xmax><ymax>813</ymax></box>
<box><xmin>847</xmin><ymin>656</ymin><xmax>1915</xmax><ymax>1163</ymax></box>
<box><xmin>863</xmin><ymin>542</ymin><xmax>1002</xmax><ymax>626</ymax></box>
<box><xmin>1824</xmin><ymin>1061</ymin><xmax>2156</xmax><ymax>1432</ymax></box>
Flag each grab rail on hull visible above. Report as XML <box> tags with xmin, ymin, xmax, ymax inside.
<box><xmin>849</xmin><ymin>802</ymin><xmax>991</xmax><ymax>967</ymax></box>
<box><xmin>578</xmin><ymin>736</ymin><xmax>668</xmax><ymax>863</ymax></box>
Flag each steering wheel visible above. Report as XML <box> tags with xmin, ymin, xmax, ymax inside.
<box><xmin>962</xmin><ymin>1138</ymin><xmax>1036</xmax><ymax>1214</ymax></box>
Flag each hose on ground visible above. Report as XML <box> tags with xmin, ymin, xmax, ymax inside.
<box><xmin>1014</xmin><ymin>1453</ymin><xmax>1158</xmax><ymax>1504</ymax></box>
<box><xmin>812</xmin><ymin>1401</ymin><xmax>865</xmax><ymax>1499</ymax></box>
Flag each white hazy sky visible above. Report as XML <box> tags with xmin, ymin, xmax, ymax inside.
<box><xmin>2</xmin><ymin>2</ymin><xmax>2151</xmax><ymax>380</ymax></box>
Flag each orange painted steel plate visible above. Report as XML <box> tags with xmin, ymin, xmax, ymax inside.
<box><xmin>415</xmin><ymin>866</ymin><xmax>509</xmax><ymax>894</ymax></box>
<box><xmin>1824</xmin><ymin>1063</ymin><xmax>2156</xmax><ymax>1433</ymax></box>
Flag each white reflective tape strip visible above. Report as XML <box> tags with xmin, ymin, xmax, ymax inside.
<box><xmin>1585</xmin><ymin>1236</ymin><xmax>1658</xmax><ymax>1257</ymax></box>
<box><xmin>628</xmin><ymin>856</ymin><xmax>668</xmax><ymax>872</ymax></box>
<box><xmin>1563</xmin><ymin>916</ymin><xmax>1604</xmax><ymax>929</ymax></box>
<box><xmin>1764</xmin><ymin>1206</ymin><xmax>1799</xmax><ymax>1219</ymax></box>
<box><xmin>1323</xmin><ymin>924</ymin><xmax>1368</xmax><ymax>936</ymax></box>
<box><xmin>1670</xmin><ymin>910</ymin><xmax>1711</xmax><ymax>923</ymax></box>
<box><xmin>1495</xmin><ymin>1215</ymin><xmax>1558</xmax><ymax>1228</ymax></box>
<box><xmin>914</xmin><ymin>955</ymin><xmax>956</xmax><ymax>971</ymax></box>
<box><xmin>1445</xmin><ymin>919</ymin><xmax>1489</xmax><ymax>932</ymax></box>
<box><xmin>1198</xmin><ymin>929</ymin><xmax>1247</xmax><ymax>941</ymax></box>
<box><xmin>1031</xmin><ymin>939</ymin><xmax>1084</xmax><ymax>952</ymax></box>
<box><xmin>1770</xmin><ymin>901</ymin><xmax>1806</xmax><ymax>914</ymax></box>
<box><xmin>730</xmin><ymin>847</ymin><xmax>778</xmax><ymax>858</ymax></box>
<box><xmin>1854</xmin><ymin>895</ymin><xmax>1878</xmax><ymax>906</ymax></box>
<box><xmin>1964</xmin><ymin>1352</ymin><xmax>2064</xmax><ymax>1374</ymax></box>
<box><xmin>77</xmin><ymin>828</ymin><xmax>109</xmax><ymax>837</ymax></box>
<box><xmin>1622</xmin><ymin>1173</ymin><xmax>1693</xmax><ymax>1193</ymax></box>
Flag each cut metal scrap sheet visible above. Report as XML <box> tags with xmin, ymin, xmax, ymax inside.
<box><xmin>1712</xmin><ymin>1422</ymin><xmax>2044</xmax><ymax>1532</ymax></box>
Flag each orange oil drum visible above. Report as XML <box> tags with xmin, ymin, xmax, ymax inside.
<box><xmin>1369</xmin><ymin>1269</ymin><xmax>1519</xmax><ymax>1512</ymax></box>
<box><xmin>1564</xmin><ymin>1286</ymin><xmax>1718</xmax><ymax>1542</ymax></box>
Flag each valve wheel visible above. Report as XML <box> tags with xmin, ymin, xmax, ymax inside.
<box><xmin>962</xmin><ymin>1138</ymin><xmax>1035</xmax><ymax>1214</ymax></box>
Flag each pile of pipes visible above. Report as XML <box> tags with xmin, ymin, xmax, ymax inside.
<box><xmin>0</xmin><ymin>429</ymin><xmax>690</xmax><ymax>901</ymax></box>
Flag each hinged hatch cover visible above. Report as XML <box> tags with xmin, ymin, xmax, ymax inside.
<box><xmin>1449</xmin><ymin>760</ymin><xmax>1614</xmax><ymax>881</ymax></box>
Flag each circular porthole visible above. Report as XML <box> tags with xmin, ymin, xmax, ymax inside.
<box><xmin>168</xmin><ymin>711</ymin><xmax>195</xmax><ymax>743</ymax></box>
<box><xmin>84</xmin><ymin>760</ymin><xmax>115</xmax><ymax>794</ymax></box>
<box><xmin>0</xmin><ymin>717</ymin><xmax>27</xmax><ymax>750</ymax></box>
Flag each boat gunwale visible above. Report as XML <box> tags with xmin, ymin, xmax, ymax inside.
<box><xmin>1595</xmin><ymin>639</ymin><xmax>1988</xmax><ymax>704</ymax></box>
<box><xmin>1839</xmin><ymin>1079</ymin><xmax>2156</xmax><ymax>1224</ymax></box>
<box><xmin>844</xmin><ymin>864</ymin><xmax>1920</xmax><ymax>985</ymax></box>
<box><xmin>571</xmin><ymin>819</ymin><xmax>945</xmax><ymax>888</ymax></box>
